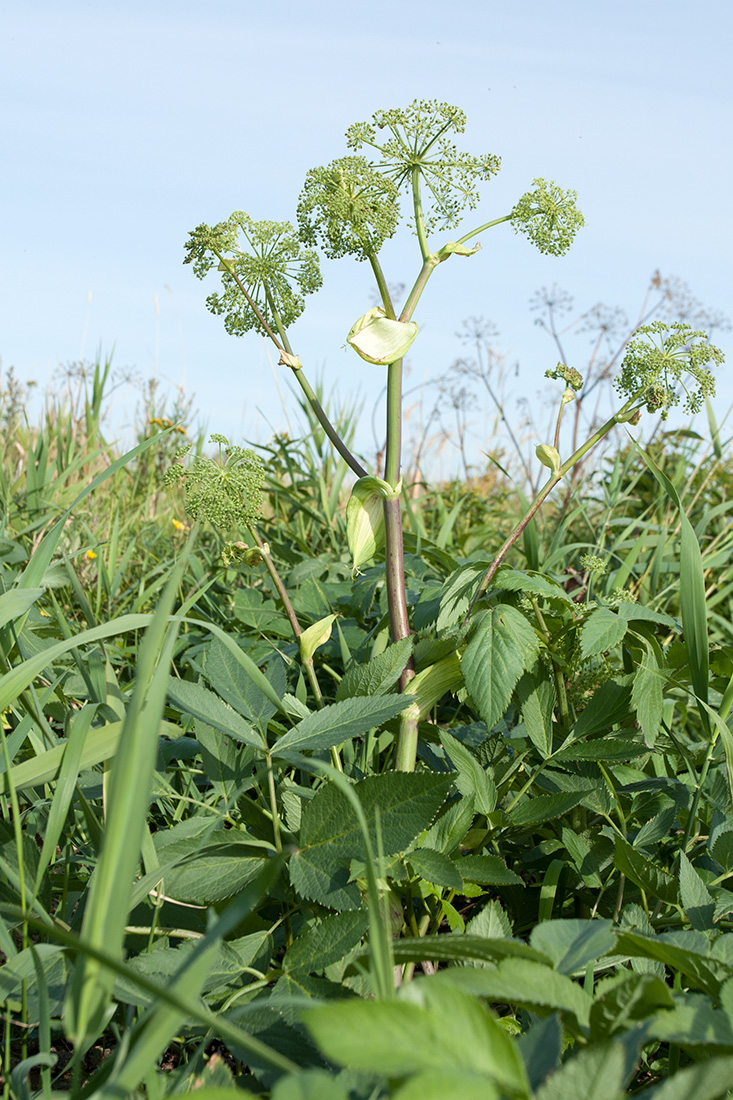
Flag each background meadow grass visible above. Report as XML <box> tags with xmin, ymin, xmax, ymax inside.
<box><xmin>3</xmin><ymin>354</ymin><xmax>733</xmax><ymax>1099</ymax></box>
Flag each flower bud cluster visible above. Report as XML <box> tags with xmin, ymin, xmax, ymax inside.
<box><xmin>614</xmin><ymin>322</ymin><xmax>721</xmax><ymax>419</ymax></box>
<box><xmin>511</xmin><ymin>179</ymin><xmax>584</xmax><ymax>256</ymax></box>
<box><xmin>164</xmin><ymin>435</ymin><xmax>264</xmax><ymax>531</ymax></box>
<box><xmin>183</xmin><ymin>213</ymin><xmax>321</xmax><ymax>337</ymax></box>
<box><xmin>297</xmin><ymin>156</ymin><xmax>400</xmax><ymax>261</ymax></box>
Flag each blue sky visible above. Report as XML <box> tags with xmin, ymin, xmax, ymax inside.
<box><xmin>2</xmin><ymin>0</ymin><xmax>731</xmax><ymax>474</ymax></box>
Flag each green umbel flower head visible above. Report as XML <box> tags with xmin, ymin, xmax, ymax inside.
<box><xmin>615</xmin><ymin>321</ymin><xmax>721</xmax><ymax>419</ymax></box>
<box><xmin>297</xmin><ymin>156</ymin><xmax>400</xmax><ymax>261</ymax></box>
<box><xmin>183</xmin><ymin>213</ymin><xmax>322</xmax><ymax>337</ymax></box>
<box><xmin>346</xmin><ymin>99</ymin><xmax>501</xmax><ymax>235</ymax></box>
<box><xmin>511</xmin><ymin>178</ymin><xmax>584</xmax><ymax>255</ymax></box>
<box><xmin>164</xmin><ymin>435</ymin><xmax>264</xmax><ymax>530</ymax></box>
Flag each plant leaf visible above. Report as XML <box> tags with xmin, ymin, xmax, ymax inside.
<box><xmin>462</xmin><ymin>606</ymin><xmax>540</xmax><ymax>730</ymax></box>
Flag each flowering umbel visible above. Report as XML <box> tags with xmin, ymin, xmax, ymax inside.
<box><xmin>511</xmin><ymin>179</ymin><xmax>584</xmax><ymax>256</ymax></box>
<box><xmin>346</xmin><ymin>99</ymin><xmax>501</xmax><ymax>235</ymax></box>
<box><xmin>297</xmin><ymin>156</ymin><xmax>400</xmax><ymax>261</ymax></box>
<box><xmin>183</xmin><ymin>213</ymin><xmax>321</xmax><ymax>338</ymax></box>
<box><xmin>615</xmin><ymin>322</ymin><xmax>721</xmax><ymax>419</ymax></box>
<box><xmin>164</xmin><ymin>434</ymin><xmax>264</xmax><ymax>530</ymax></box>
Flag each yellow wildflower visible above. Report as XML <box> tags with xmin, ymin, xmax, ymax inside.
<box><xmin>86</xmin><ymin>550</ymin><xmax>97</xmax><ymax>560</ymax></box>
<box><xmin>172</xmin><ymin>518</ymin><xmax>186</xmax><ymax>531</ymax></box>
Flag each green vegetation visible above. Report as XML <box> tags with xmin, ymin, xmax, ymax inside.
<box><xmin>2</xmin><ymin>99</ymin><xmax>733</xmax><ymax>1099</ymax></box>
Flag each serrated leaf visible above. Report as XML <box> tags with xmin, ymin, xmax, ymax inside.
<box><xmin>386</xmin><ymin>934</ymin><xmax>549</xmax><ymax>968</ymax></box>
<box><xmin>533</xmin><ymin>1040</ymin><xmax>632</xmax><ymax>1100</ymax></box>
<box><xmin>711</xmin><ymin>822</ymin><xmax>733</xmax><ymax>871</ymax></box>
<box><xmin>680</xmin><ymin>851</ymin><xmax>715</xmax><ymax>931</ymax></box>
<box><xmin>615</xmin><ymin>929</ymin><xmax>733</xmax><ymax>997</ymax></box>
<box><xmin>167</xmin><ymin>678</ymin><xmax>262</xmax><ymax>749</ymax></box>
<box><xmin>335</xmin><ymin>638</ymin><xmax>413</xmax><ymax>701</ymax></box>
<box><xmin>437</xmin><ymin>558</ymin><xmax>492</xmax><ymax>634</ymax></box>
<box><xmin>589</xmin><ymin>972</ymin><xmax>674</xmax><ymax>1041</ymax></box>
<box><xmin>580</xmin><ymin>608</ymin><xmax>628</xmax><ymax>661</ymax></box>
<box><xmin>422</xmin><ymin>795</ymin><xmax>476</xmax><ymax>855</ymax></box>
<box><xmin>561</xmin><ymin>828</ymin><xmax>603</xmax><ymax>888</ymax></box>
<box><xmin>116</xmin><ymin>931</ymin><xmax>271</xmax><ymax>1007</ymax></box>
<box><xmin>509</xmin><ymin>790</ymin><xmax>595</xmax><ymax>828</ymax></box>
<box><xmin>289</xmin><ymin>773</ymin><xmax>451</xmax><ymax>909</ymax></box>
<box><xmin>283</xmin><ymin>911</ymin><xmax>369</xmax><ymax>975</ymax></box>
<box><xmin>407</xmin><ymin>848</ymin><xmax>464</xmax><ymax>891</ymax></box>
<box><xmin>439</xmin><ymin>957</ymin><xmax>592</xmax><ymax>1031</ymax></box>
<box><xmin>275</xmin><ymin>694</ymin><xmax>409</xmax><ymax>754</ymax></box>
<box><xmin>203</xmin><ymin>638</ymin><xmax>285</xmax><ymax>725</ymax></box>
<box><xmin>518</xmin><ymin>1015</ymin><xmax>562</xmax><ymax>1093</ymax></box>
<box><xmin>569</xmin><ymin>678</ymin><xmax>633</xmax><ymax>741</ymax></box>
<box><xmin>553</xmin><ymin>739</ymin><xmax>647</xmax><ymax>763</ymax></box>
<box><xmin>457</xmin><ymin>854</ymin><xmax>522</xmax><ymax>886</ymax></box>
<box><xmin>516</xmin><ymin>668</ymin><xmax>555</xmax><ymax>758</ymax></box>
<box><xmin>195</xmin><ymin>720</ymin><xmax>256</xmax><ymax>804</ymax></box>
<box><xmin>462</xmin><ymin>606</ymin><xmax>540</xmax><ymax>730</ymax></box>
<box><xmin>650</xmin><ymin>995</ymin><xmax>733</xmax><ymax>1046</ymax></box>
<box><xmin>304</xmin><ymin>982</ymin><xmax>529</xmax><ymax>1096</ymax></box>
<box><xmin>617</xmin><ymin>603</ymin><xmax>681</xmax><ymax>632</ymax></box>
<box><xmin>492</xmin><ymin>569</ymin><xmax>572</xmax><ymax>604</ymax></box>
<box><xmin>614</xmin><ymin>836</ymin><xmax>678</xmax><ymax>904</ymax></box>
<box><xmin>467</xmin><ymin>899</ymin><xmax>513</xmax><ymax>942</ymax></box>
<box><xmin>632</xmin><ymin>643</ymin><xmax>664</xmax><ymax>747</ymax></box>
<box><xmin>530</xmin><ymin>919</ymin><xmax>616</xmax><ymax>976</ymax></box>
<box><xmin>158</xmin><ymin>834</ymin><xmax>267</xmax><ymax>904</ymax></box>
<box><xmin>440</xmin><ymin>729</ymin><xmax>497</xmax><ymax>814</ymax></box>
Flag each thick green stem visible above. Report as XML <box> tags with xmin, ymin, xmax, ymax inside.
<box><xmin>400</xmin><ymin>257</ymin><xmax>439</xmax><ymax>323</ymax></box>
<box><xmin>382</xmin><ymin>357</ymin><xmax>418</xmax><ymax>769</ymax></box>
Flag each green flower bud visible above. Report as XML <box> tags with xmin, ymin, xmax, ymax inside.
<box><xmin>347</xmin><ymin>307</ymin><xmax>418</xmax><ymax>365</ymax></box>
<box><xmin>536</xmin><ymin>443</ymin><xmax>561</xmax><ymax>476</ymax></box>
<box><xmin>346</xmin><ymin>476</ymin><xmax>397</xmax><ymax>574</ymax></box>
<box><xmin>299</xmin><ymin>614</ymin><xmax>337</xmax><ymax>662</ymax></box>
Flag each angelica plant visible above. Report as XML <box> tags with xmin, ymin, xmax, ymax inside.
<box><xmin>184</xmin><ymin>97</ymin><xmax>586</xmax><ymax>771</ymax></box>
